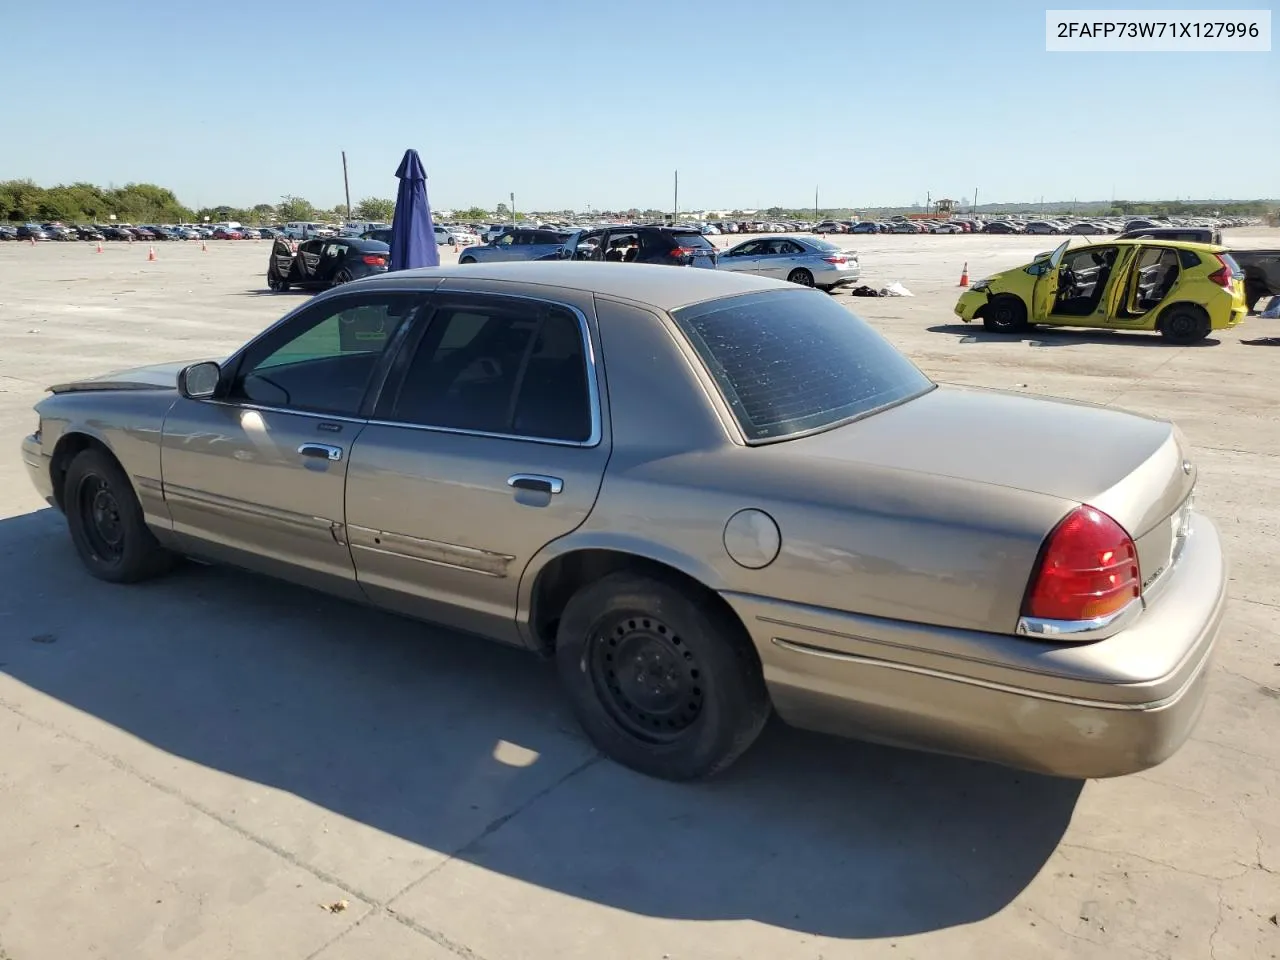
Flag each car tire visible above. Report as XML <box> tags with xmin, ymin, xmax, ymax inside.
<box><xmin>982</xmin><ymin>293</ymin><xmax>1029</xmax><ymax>333</ymax></box>
<box><xmin>64</xmin><ymin>447</ymin><xmax>175</xmax><ymax>584</ymax></box>
<box><xmin>331</xmin><ymin>269</ymin><xmax>352</xmax><ymax>287</ymax></box>
<box><xmin>555</xmin><ymin>571</ymin><xmax>771</xmax><ymax>781</ymax></box>
<box><xmin>459</xmin><ymin>256</ymin><xmax>476</xmax><ymax>265</ymax></box>
<box><xmin>1159</xmin><ymin>304</ymin><xmax>1210</xmax><ymax>344</ymax></box>
<box><xmin>787</xmin><ymin>268</ymin><xmax>815</xmax><ymax>287</ymax></box>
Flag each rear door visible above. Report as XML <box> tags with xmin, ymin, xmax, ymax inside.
<box><xmin>343</xmin><ymin>286</ymin><xmax>610</xmax><ymax>645</ymax></box>
<box><xmin>296</xmin><ymin>239</ymin><xmax>325</xmax><ymax>280</ymax></box>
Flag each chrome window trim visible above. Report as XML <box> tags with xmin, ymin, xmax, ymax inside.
<box><xmin>372</xmin><ymin>293</ymin><xmax>603</xmax><ymax>448</ymax></box>
<box><xmin>198</xmin><ymin>295</ymin><xmax>604</xmax><ymax>449</ymax></box>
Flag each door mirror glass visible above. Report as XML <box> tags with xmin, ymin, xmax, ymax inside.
<box><xmin>178</xmin><ymin>361</ymin><xmax>221</xmax><ymax>399</ymax></box>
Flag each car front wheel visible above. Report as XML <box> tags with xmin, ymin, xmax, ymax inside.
<box><xmin>64</xmin><ymin>447</ymin><xmax>175</xmax><ymax>583</ymax></box>
<box><xmin>555</xmin><ymin>571</ymin><xmax>771</xmax><ymax>781</ymax></box>
<box><xmin>982</xmin><ymin>293</ymin><xmax>1028</xmax><ymax>332</ymax></box>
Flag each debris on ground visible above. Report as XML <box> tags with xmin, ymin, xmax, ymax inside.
<box><xmin>879</xmin><ymin>281</ymin><xmax>915</xmax><ymax>297</ymax></box>
<box><xmin>322</xmin><ymin>900</ymin><xmax>349</xmax><ymax>914</ymax></box>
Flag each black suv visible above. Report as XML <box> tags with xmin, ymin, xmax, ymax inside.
<box><xmin>569</xmin><ymin>225</ymin><xmax>718</xmax><ymax>268</ymax></box>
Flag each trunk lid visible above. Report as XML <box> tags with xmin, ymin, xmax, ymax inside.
<box><xmin>788</xmin><ymin>385</ymin><xmax>1195</xmax><ymax>595</ymax></box>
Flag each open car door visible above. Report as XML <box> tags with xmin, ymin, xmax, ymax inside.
<box><xmin>1031</xmin><ymin>239</ymin><xmax>1071</xmax><ymax>320</ymax></box>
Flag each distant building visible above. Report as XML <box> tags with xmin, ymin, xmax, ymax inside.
<box><xmin>935</xmin><ymin>198</ymin><xmax>957</xmax><ymax>214</ymax></box>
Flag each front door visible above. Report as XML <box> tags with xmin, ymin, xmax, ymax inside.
<box><xmin>1031</xmin><ymin>239</ymin><xmax>1071</xmax><ymax>320</ymax></box>
<box><xmin>343</xmin><ymin>288</ymin><xmax>610</xmax><ymax>645</ymax></box>
<box><xmin>160</xmin><ymin>292</ymin><xmax>423</xmax><ymax>596</ymax></box>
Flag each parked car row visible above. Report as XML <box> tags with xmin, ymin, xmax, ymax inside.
<box><xmin>0</xmin><ymin>222</ymin><xmax>285</xmax><ymax>242</ymax></box>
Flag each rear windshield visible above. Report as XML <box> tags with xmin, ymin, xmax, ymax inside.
<box><xmin>671</xmin><ymin>289</ymin><xmax>934</xmax><ymax>442</ymax></box>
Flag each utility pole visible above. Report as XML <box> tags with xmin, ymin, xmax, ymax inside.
<box><xmin>673</xmin><ymin>170</ymin><xmax>679</xmax><ymax>224</ymax></box>
<box><xmin>973</xmin><ymin>187</ymin><xmax>978</xmax><ymax>214</ymax></box>
<box><xmin>926</xmin><ymin>191</ymin><xmax>931</xmax><ymax>215</ymax></box>
<box><xmin>341</xmin><ymin>151</ymin><xmax>351</xmax><ymax>219</ymax></box>
<box><xmin>510</xmin><ymin>192</ymin><xmax>516</xmax><ymax>222</ymax></box>
<box><xmin>814</xmin><ymin>185</ymin><xmax>819</xmax><ymax>220</ymax></box>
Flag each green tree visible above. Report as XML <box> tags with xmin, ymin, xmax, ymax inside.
<box><xmin>495</xmin><ymin>202</ymin><xmax>510</xmax><ymax>218</ymax></box>
<box><xmin>251</xmin><ymin>203</ymin><xmax>276</xmax><ymax>223</ymax></box>
<box><xmin>355</xmin><ymin>197</ymin><xmax>395</xmax><ymax>221</ymax></box>
<box><xmin>455</xmin><ymin>206</ymin><xmax>490</xmax><ymax>221</ymax></box>
<box><xmin>277</xmin><ymin>195</ymin><xmax>316</xmax><ymax>222</ymax></box>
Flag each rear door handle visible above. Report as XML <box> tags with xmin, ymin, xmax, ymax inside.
<box><xmin>507</xmin><ymin>474</ymin><xmax>563</xmax><ymax>495</ymax></box>
<box><xmin>298</xmin><ymin>443</ymin><xmax>343</xmax><ymax>462</ymax></box>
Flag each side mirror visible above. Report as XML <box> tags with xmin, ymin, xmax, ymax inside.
<box><xmin>178</xmin><ymin>361</ymin><xmax>221</xmax><ymax>399</ymax></box>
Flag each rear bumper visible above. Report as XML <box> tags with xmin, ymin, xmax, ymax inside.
<box><xmin>722</xmin><ymin>512</ymin><xmax>1225</xmax><ymax>779</ymax></box>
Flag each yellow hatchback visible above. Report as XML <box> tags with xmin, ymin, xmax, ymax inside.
<box><xmin>955</xmin><ymin>239</ymin><xmax>1248</xmax><ymax>343</ymax></box>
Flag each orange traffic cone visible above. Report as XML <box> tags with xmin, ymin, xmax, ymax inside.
<box><xmin>147</xmin><ymin>246</ymin><xmax>157</xmax><ymax>262</ymax></box>
<box><xmin>95</xmin><ymin>241</ymin><xmax>103</xmax><ymax>254</ymax></box>
<box><xmin>959</xmin><ymin>262</ymin><xmax>969</xmax><ymax>287</ymax></box>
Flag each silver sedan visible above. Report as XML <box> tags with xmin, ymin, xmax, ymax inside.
<box><xmin>717</xmin><ymin>236</ymin><xmax>860</xmax><ymax>291</ymax></box>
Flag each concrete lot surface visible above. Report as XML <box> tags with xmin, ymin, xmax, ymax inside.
<box><xmin>0</xmin><ymin>231</ymin><xmax>1277</xmax><ymax>959</ymax></box>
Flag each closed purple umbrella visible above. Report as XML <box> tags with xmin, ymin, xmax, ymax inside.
<box><xmin>388</xmin><ymin>148</ymin><xmax>439</xmax><ymax>271</ymax></box>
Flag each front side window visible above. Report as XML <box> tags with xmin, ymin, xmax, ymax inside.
<box><xmin>226</xmin><ymin>295</ymin><xmax>419</xmax><ymax>416</ymax></box>
<box><xmin>386</xmin><ymin>297</ymin><xmax>593</xmax><ymax>442</ymax></box>
<box><xmin>671</xmin><ymin>289</ymin><xmax>933</xmax><ymax>443</ymax></box>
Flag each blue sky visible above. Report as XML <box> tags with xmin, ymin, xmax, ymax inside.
<box><xmin>3</xmin><ymin>1</ymin><xmax>1275</xmax><ymax>211</ymax></box>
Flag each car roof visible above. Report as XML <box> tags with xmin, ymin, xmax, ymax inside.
<box><xmin>356</xmin><ymin>261</ymin><xmax>788</xmax><ymax>310</ymax></box>
<box><xmin>1069</xmin><ymin>238</ymin><xmax>1226</xmax><ymax>253</ymax></box>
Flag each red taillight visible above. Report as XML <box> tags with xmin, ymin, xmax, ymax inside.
<box><xmin>362</xmin><ymin>255</ymin><xmax>386</xmax><ymax>266</ymax></box>
<box><xmin>1207</xmin><ymin>254</ymin><xmax>1233</xmax><ymax>289</ymax></box>
<box><xmin>1023</xmin><ymin>506</ymin><xmax>1140</xmax><ymax>622</ymax></box>
<box><xmin>670</xmin><ymin>246</ymin><xmax>693</xmax><ymax>258</ymax></box>
<box><xmin>823</xmin><ymin>256</ymin><xmax>847</xmax><ymax>264</ymax></box>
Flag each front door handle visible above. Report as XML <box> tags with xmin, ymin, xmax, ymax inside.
<box><xmin>507</xmin><ymin>474</ymin><xmax>563</xmax><ymax>495</ymax></box>
<box><xmin>298</xmin><ymin>443</ymin><xmax>343</xmax><ymax>462</ymax></box>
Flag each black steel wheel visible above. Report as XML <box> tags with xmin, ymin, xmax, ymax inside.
<box><xmin>64</xmin><ymin>447</ymin><xmax>174</xmax><ymax>583</ymax></box>
<box><xmin>588</xmin><ymin>612</ymin><xmax>704</xmax><ymax>743</ymax></box>
<box><xmin>787</xmin><ymin>268</ymin><xmax>815</xmax><ymax>287</ymax></box>
<box><xmin>556</xmin><ymin>571</ymin><xmax>771</xmax><ymax>781</ymax></box>
<box><xmin>982</xmin><ymin>293</ymin><xmax>1028</xmax><ymax>332</ymax></box>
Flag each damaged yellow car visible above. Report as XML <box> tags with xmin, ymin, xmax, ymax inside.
<box><xmin>955</xmin><ymin>239</ymin><xmax>1248</xmax><ymax>343</ymax></box>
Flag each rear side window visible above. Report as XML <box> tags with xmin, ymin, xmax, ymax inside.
<box><xmin>388</xmin><ymin>298</ymin><xmax>594</xmax><ymax>442</ymax></box>
<box><xmin>671</xmin><ymin>289</ymin><xmax>934</xmax><ymax>442</ymax></box>
<box><xmin>1178</xmin><ymin>249</ymin><xmax>1202</xmax><ymax>269</ymax></box>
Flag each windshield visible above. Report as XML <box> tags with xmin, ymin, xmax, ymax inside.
<box><xmin>671</xmin><ymin>289</ymin><xmax>934</xmax><ymax>443</ymax></box>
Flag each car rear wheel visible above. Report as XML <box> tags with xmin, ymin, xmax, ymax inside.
<box><xmin>331</xmin><ymin>269</ymin><xmax>352</xmax><ymax>287</ymax></box>
<box><xmin>64</xmin><ymin>448</ymin><xmax>175</xmax><ymax>583</ymax></box>
<box><xmin>787</xmin><ymin>268</ymin><xmax>815</xmax><ymax>287</ymax></box>
<box><xmin>982</xmin><ymin>293</ymin><xmax>1029</xmax><ymax>332</ymax></box>
<box><xmin>555</xmin><ymin>571</ymin><xmax>771</xmax><ymax>781</ymax></box>
<box><xmin>1159</xmin><ymin>304</ymin><xmax>1210</xmax><ymax>344</ymax></box>
<box><xmin>459</xmin><ymin>256</ymin><xmax>476</xmax><ymax>265</ymax></box>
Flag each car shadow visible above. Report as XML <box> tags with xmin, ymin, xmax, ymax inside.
<box><xmin>239</xmin><ymin>288</ymin><xmax>314</xmax><ymax>297</ymax></box>
<box><xmin>0</xmin><ymin>507</ymin><xmax>1081</xmax><ymax>940</ymax></box>
<box><xmin>1240</xmin><ymin>336</ymin><xmax>1280</xmax><ymax>346</ymax></box>
<box><xmin>927</xmin><ymin>323</ymin><xmax>1221</xmax><ymax>347</ymax></box>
